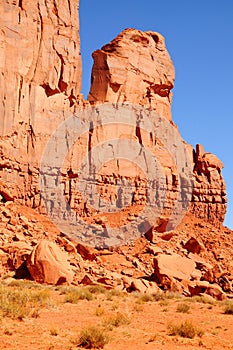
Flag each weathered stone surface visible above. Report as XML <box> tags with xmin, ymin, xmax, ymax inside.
<box><xmin>27</xmin><ymin>240</ymin><xmax>74</xmax><ymax>285</ymax></box>
<box><xmin>86</xmin><ymin>31</ymin><xmax>227</xmax><ymax>229</ymax></box>
<box><xmin>184</xmin><ymin>237</ymin><xmax>203</xmax><ymax>254</ymax></box>
<box><xmin>191</xmin><ymin>144</ymin><xmax>227</xmax><ymax>223</ymax></box>
<box><xmin>154</xmin><ymin>254</ymin><xmax>196</xmax><ymax>282</ymax></box>
<box><xmin>0</xmin><ymin>0</ymin><xmax>82</xmax><ymax>205</ymax></box>
<box><xmin>88</xmin><ymin>28</ymin><xmax>175</xmax><ymax>120</ymax></box>
<box><xmin>76</xmin><ymin>243</ymin><xmax>97</xmax><ymax>261</ymax></box>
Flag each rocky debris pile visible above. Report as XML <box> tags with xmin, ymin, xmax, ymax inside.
<box><xmin>0</xmin><ymin>197</ymin><xmax>232</xmax><ymax>299</ymax></box>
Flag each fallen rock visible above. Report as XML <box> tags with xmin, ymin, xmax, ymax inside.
<box><xmin>76</xmin><ymin>243</ymin><xmax>97</xmax><ymax>261</ymax></box>
<box><xmin>147</xmin><ymin>245</ymin><xmax>163</xmax><ymax>256</ymax></box>
<box><xmin>27</xmin><ymin>240</ymin><xmax>74</xmax><ymax>285</ymax></box>
<box><xmin>184</xmin><ymin>237</ymin><xmax>203</xmax><ymax>254</ymax></box>
<box><xmin>205</xmin><ymin>284</ymin><xmax>226</xmax><ymax>301</ymax></box>
<box><xmin>0</xmin><ymin>181</ymin><xmax>14</xmax><ymax>202</ymax></box>
<box><xmin>154</xmin><ymin>254</ymin><xmax>196</xmax><ymax>283</ymax></box>
<box><xmin>188</xmin><ymin>253</ymin><xmax>213</xmax><ymax>270</ymax></box>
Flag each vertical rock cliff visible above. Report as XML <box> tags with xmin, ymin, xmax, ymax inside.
<box><xmin>88</xmin><ymin>29</ymin><xmax>227</xmax><ymax>226</ymax></box>
<box><xmin>0</xmin><ymin>0</ymin><xmax>82</xmax><ymax>205</ymax></box>
<box><xmin>0</xmin><ymin>2</ymin><xmax>227</xmax><ymax>233</ymax></box>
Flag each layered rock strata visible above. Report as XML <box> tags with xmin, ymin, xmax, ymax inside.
<box><xmin>0</xmin><ymin>3</ymin><xmax>227</xmax><ymax>240</ymax></box>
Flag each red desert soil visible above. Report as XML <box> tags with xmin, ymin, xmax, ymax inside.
<box><xmin>0</xmin><ymin>282</ymin><xmax>232</xmax><ymax>350</ymax></box>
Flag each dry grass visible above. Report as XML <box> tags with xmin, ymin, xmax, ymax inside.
<box><xmin>63</xmin><ymin>287</ymin><xmax>93</xmax><ymax>303</ymax></box>
<box><xmin>78</xmin><ymin>326</ymin><xmax>109</xmax><ymax>349</ymax></box>
<box><xmin>96</xmin><ymin>306</ymin><xmax>105</xmax><ymax>317</ymax></box>
<box><xmin>176</xmin><ymin>303</ymin><xmax>190</xmax><ymax>313</ymax></box>
<box><xmin>168</xmin><ymin>320</ymin><xmax>204</xmax><ymax>339</ymax></box>
<box><xmin>103</xmin><ymin>312</ymin><xmax>130</xmax><ymax>330</ymax></box>
<box><xmin>0</xmin><ymin>283</ymin><xmax>51</xmax><ymax>320</ymax></box>
<box><xmin>223</xmin><ymin>301</ymin><xmax>233</xmax><ymax>315</ymax></box>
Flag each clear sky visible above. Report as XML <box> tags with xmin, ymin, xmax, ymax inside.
<box><xmin>79</xmin><ymin>0</ymin><xmax>233</xmax><ymax>229</ymax></box>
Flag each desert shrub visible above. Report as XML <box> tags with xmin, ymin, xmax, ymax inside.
<box><xmin>176</xmin><ymin>303</ymin><xmax>190</xmax><ymax>313</ymax></box>
<box><xmin>96</xmin><ymin>306</ymin><xmax>105</xmax><ymax>317</ymax></box>
<box><xmin>107</xmin><ymin>289</ymin><xmax>123</xmax><ymax>297</ymax></box>
<box><xmin>103</xmin><ymin>312</ymin><xmax>130</xmax><ymax>329</ymax></box>
<box><xmin>0</xmin><ymin>284</ymin><xmax>51</xmax><ymax>320</ymax></box>
<box><xmin>50</xmin><ymin>327</ymin><xmax>59</xmax><ymax>336</ymax></box>
<box><xmin>190</xmin><ymin>295</ymin><xmax>216</xmax><ymax>305</ymax></box>
<box><xmin>137</xmin><ymin>294</ymin><xmax>154</xmax><ymax>303</ymax></box>
<box><xmin>223</xmin><ymin>302</ymin><xmax>233</xmax><ymax>315</ymax></box>
<box><xmin>87</xmin><ymin>285</ymin><xmax>107</xmax><ymax>294</ymax></box>
<box><xmin>168</xmin><ymin>320</ymin><xmax>204</xmax><ymax>339</ymax></box>
<box><xmin>64</xmin><ymin>288</ymin><xmax>93</xmax><ymax>303</ymax></box>
<box><xmin>7</xmin><ymin>279</ymin><xmax>42</xmax><ymax>289</ymax></box>
<box><xmin>151</xmin><ymin>292</ymin><xmax>165</xmax><ymax>301</ymax></box>
<box><xmin>164</xmin><ymin>292</ymin><xmax>183</xmax><ymax>300</ymax></box>
<box><xmin>78</xmin><ymin>326</ymin><xmax>109</xmax><ymax>349</ymax></box>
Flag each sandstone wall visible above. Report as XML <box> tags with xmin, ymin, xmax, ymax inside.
<box><xmin>0</xmin><ymin>3</ymin><xmax>227</xmax><ymax>236</ymax></box>
<box><xmin>0</xmin><ymin>0</ymin><xmax>82</xmax><ymax>205</ymax></box>
<box><xmin>87</xmin><ymin>29</ymin><xmax>227</xmax><ymax>227</ymax></box>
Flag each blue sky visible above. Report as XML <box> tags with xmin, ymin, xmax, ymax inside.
<box><xmin>79</xmin><ymin>0</ymin><xmax>233</xmax><ymax>228</ymax></box>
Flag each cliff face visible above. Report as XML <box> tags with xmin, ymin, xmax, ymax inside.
<box><xmin>0</xmin><ymin>2</ymin><xmax>227</xmax><ymax>236</ymax></box>
<box><xmin>88</xmin><ymin>29</ymin><xmax>227</xmax><ymax>227</ymax></box>
<box><xmin>0</xmin><ymin>0</ymin><xmax>82</xmax><ymax>205</ymax></box>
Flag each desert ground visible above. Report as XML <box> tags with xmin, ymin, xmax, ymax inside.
<box><xmin>0</xmin><ymin>279</ymin><xmax>232</xmax><ymax>350</ymax></box>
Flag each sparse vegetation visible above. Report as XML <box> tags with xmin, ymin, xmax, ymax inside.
<box><xmin>0</xmin><ymin>283</ymin><xmax>51</xmax><ymax>320</ymax></box>
<box><xmin>176</xmin><ymin>303</ymin><xmax>190</xmax><ymax>313</ymax></box>
<box><xmin>223</xmin><ymin>302</ymin><xmax>233</xmax><ymax>315</ymax></box>
<box><xmin>96</xmin><ymin>306</ymin><xmax>105</xmax><ymax>316</ymax></box>
<box><xmin>78</xmin><ymin>326</ymin><xmax>109</xmax><ymax>349</ymax></box>
<box><xmin>188</xmin><ymin>295</ymin><xmax>216</xmax><ymax>305</ymax></box>
<box><xmin>137</xmin><ymin>293</ymin><xmax>154</xmax><ymax>303</ymax></box>
<box><xmin>168</xmin><ymin>320</ymin><xmax>204</xmax><ymax>339</ymax></box>
<box><xmin>103</xmin><ymin>312</ymin><xmax>130</xmax><ymax>329</ymax></box>
<box><xmin>50</xmin><ymin>327</ymin><xmax>59</xmax><ymax>336</ymax></box>
<box><xmin>87</xmin><ymin>285</ymin><xmax>107</xmax><ymax>294</ymax></box>
<box><xmin>64</xmin><ymin>287</ymin><xmax>93</xmax><ymax>303</ymax></box>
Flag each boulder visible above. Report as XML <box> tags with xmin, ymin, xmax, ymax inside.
<box><xmin>27</xmin><ymin>240</ymin><xmax>74</xmax><ymax>285</ymax></box>
<box><xmin>76</xmin><ymin>243</ymin><xmax>97</xmax><ymax>261</ymax></box>
<box><xmin>184</xmin><ymin>237</ymin><xmax>203</xmax><ymax>254</ymax></box>
<box><xmin>154</xmin><ymin>254</ymin><xmax>196</xmax><ymax>283</ymax></box>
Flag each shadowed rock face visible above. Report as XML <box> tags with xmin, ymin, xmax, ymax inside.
<box><xmin>88</xmin><ymin>28</ymin><xmax>175</xmax><ymax>121</ymax></box>
<box><xmin>0</xmin><ymin>2</ymin><xmax>227</xmax><ymax>234</ymax></box>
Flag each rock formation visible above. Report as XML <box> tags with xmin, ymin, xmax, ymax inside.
<box><xmin>0</xmin><ymin>0</ymin><xmax>83</xmax><ymax>205</ymax></box>
<box><xmin>87</xmin><ymin>29</ymin><xmax>227</xmax><ymax>228</ymax></box>
<box><xmin>0</xmin><ymin>0</ymin><xmax>231</xmax><ymax>297</ymax></box>
<box><xmin>88</xmin><ymin>29</ymin><xmax>174</xmax><ymax>120</ymax></box>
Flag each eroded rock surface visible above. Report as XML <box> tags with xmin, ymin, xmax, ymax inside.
<box><xmin>0</xmin><ymin>0</ymin><xmax>231</xmax><ymax>298</ymax></box>
<box><xmin>88</xmin><ymin>28</ymin><xmax>175</xmax><ymax>120</ymax></box>
<box><xmin>0</xmin><ymin>0</ymin><xmax>83</xmax><ymax>205</ymax></box>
